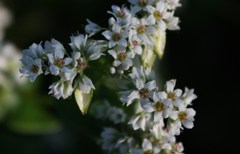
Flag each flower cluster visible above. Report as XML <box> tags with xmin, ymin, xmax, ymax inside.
<box><xmin>20</xmin><ymin>0</ymin><xmax>197</xmax><ymax>153</ymax></box>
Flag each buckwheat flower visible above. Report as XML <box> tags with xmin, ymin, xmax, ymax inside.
<box><xmin>48</xmin><ymin>80</ymin><xmax>73</xmax><ymax>99</ymax></box>
<box><xmin>115</xmin><ymin>136</ymin><xmax>134</xmax><ymax>154</ymax></box>
<box><xmin>128</xmin><ymin>0</ymin><xmax>155</xmax><ymax>13</ymax></box>
<box><xmin>145</xmin><ymin>1</ymin><xmax>171</xmax><ymax>30</ymax></box>
<box><xmin>44</xmin><ymin>39</ymin><xmax>65</xmax><ymax>55</ymax></box>
<box><xmin>168</xmin><ymin>120</ymin><xmax>182</xmax><ymax>136</ymax></box>
<box><xmin>131</xmin><ymin>19</ymin><xmax>155</xmax><ymax>45</ymax></box>
<box><xmin>182</xmin><ymin>87</ymin><xmax>197</xmax><ymax>106</ymax></box>
<box><xmin>20</xmin><ymin>56</ymin><xmax>43</xmax><ymax>82</ymax></box>
<box><xmin>107</xmin><ymin>106</ymin><xmax>127</xmax><ymax>124</ymax></box>
<box><xmin>150</xmin><ymin>120</ymin><xmax>165</xmax><ymax>139</ymax></box>
<box><xmin>77</xmin><ymin>74</ymin><xmax>95</xmax><ymax>94</ymax></box>
<box><xmin>101</xmin><ymin>127</ymin><xmax>120</xmax><ymax>153</ymax></box>
<box><xmin>166</xmin><ymin>0</ymin><xmax>181</xmax><ymax>10</ymax></box>
<box><xmin>70</xmin><ymin>35</ymin><xmax>105</xmax><ymax>62</ymax></box>
<box><xmin>85</xmin><ymin>19</ymin><xmax>102</xmax><ymax>36</ymax></box>
<box><xmin>108</xmin><ymin>5</ymin><xmax>132</xmax><ymax>26</ymax></box>
<box><xmin>47</xmin><ymin>46</ymin><xmax>72</xmax><ymax>76</ymax></box>
<box><xmin>143</xmin><ymin>92</ymin><xmax>172</xmax><ymax>122</ymax></box>
<box><xmin>128</xmin><ymin>31</ymin><xmax>143</xmax><ymax>55</ymax></box>
<box><xmin>172</xmin><ymin>142</ymin><xmax>184</xmax><ymax>154</ymax></box>
<box><xmin>142</xmin><ymin>138</ymin><xmax>161</xmax><ymax>154</ymax></box>
<box><xmin>22</xmin><ymin>43</ymin><xmax>45</xmax><ymax>60</ymax></box>
<box><xmin>108</xmin><ymin>46</ymin><xmax>133</xmax><ymax>72</ymax></box>
<box><xmin>102</xmin><ymin>24</ymin><xmax>128</xmax><ymax>48</ymax></box>
<box><xmin>177</xmin><ymin>107</ymin><xmax>196</xmax><ymax>129</ymax></box>
<box><xmin>165</xmin><ymin>79</ymin><xmax>182</xmax><ymax>102</ymax></box>
<box><xmin>128</xmin><ymin>111</ymin><xmax>151</xmax><ymax>131</ymax></box>
<box><xmin>165</xmin><ymin>15</ymin><xmax>180</xmax><ymax>30</ymax></box>
<box><xmin>120</xmin><ymin>78</ymin><xmax>157</xmax><ymax>106</ymax></box>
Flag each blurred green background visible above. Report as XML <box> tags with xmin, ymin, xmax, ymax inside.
<box><xmin>0</xmin><ymin>0</ymin><xmax>239</xmax><ymax>154</ymax></box>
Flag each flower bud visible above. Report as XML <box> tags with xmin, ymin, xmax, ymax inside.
<box><xmin>154</xmin><ymin>29</ymin><xmax>166</xmax><ymax>59</ymax></box>
<box><xmin>74</xmin><ymin>88</ymin><xmax>93</xmax><ymax>115</ymax></box>
<box><xmin>141</xmin><ymin>45</ymin><xmax>156</xmax><ymax>69</ymax></box>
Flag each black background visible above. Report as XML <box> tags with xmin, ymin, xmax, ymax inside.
<box><xmin>1</xmin><ymin>0</ymin><xmax>239</xmax><ymax>153</ymax></box>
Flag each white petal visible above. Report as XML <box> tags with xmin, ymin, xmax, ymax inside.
<box><xmin>136</xmin><ymin>79</ymin><xmax>144</xmax><ymax>90</ymax></box>
<box><xmin>50</xmin><ymin>65</ymin><xmax>59</xmax><ymax>75</ymax></box>
<box><xmin>102</xmin><ymin>30</ymin><xmax>112</xmax><ymax>40</ymax></box>
<box><xmin>108</xmin><ymin>50</ymin><xmax>117</xmax><ymax>59</ymax></box>
<box><xmin>145</xmin><ymin>80</ymin><xmax>156</xmax><ymax>91</ymax></box>
<box><xmin>182</xmin><ymin>120</ymin><xmax>194</xmax><ymax>129</ymax></box>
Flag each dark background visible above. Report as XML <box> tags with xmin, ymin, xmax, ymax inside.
<box><xmin>1</xmin><ymin>0</ymin><xmax>239</xmax><ymax>153</ymax></box>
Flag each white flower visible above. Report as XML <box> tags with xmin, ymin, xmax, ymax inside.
<box><xmin>129</xmin><ymin>0</ymin><xmax>155</xmax><ymax>13</ymax></box>
<box><xmin>166</xmin><ymin>0</ymin><xmax>181</xmax><ymax>10</ymax></box>
<box><xmin>108</xmin><ymin>5</ymin><xmax>132</xmax><ymax>26</ymax></box>
<box><xmin>145</xmin><ymin>1</ymin><xmax>170</xmax><ymax>30</ymax></box>
<box><xmin>44</xmin><ymin>39</ymin><xmax>65</xmax><ymax>54</ymax></box>
<box><xmin>131</xmin><ymin>19</ymin><xmax>156</xmax><ymax>45</ymax></box>
<box><xmin>108</xmin><ymin>46</ymin><xmax>133</xmax><ymax>72</ymax></box>
<box><xmin>177</xmin><ymin>107</ymin><xmax>196</xmax><ymax>129</ymax></box>
<box><xmin>45</xmin><ymin>39</ymin><xmax>72</xmax><ymax>75</ymax></box>
<box><xmin>172</xmin><ymin>142</ymin><xmax>184</xmax><ymax>154</ymax></box>
<box><xmin>165</xmin><ymin>15</ymin><xmax>180</xmax><ymax>30</ymax></box>
<box><xmin>77</xmin><ymin>74</ymin><xmax>95</xmax><ymax>94</ymax></box>
<box><xmin>70</xmin><ymin>35</ymin><xmax>105</xmax><ymax>62</ymax></box>
<box><xmin>101</xmin><ymin>127</ymin><xmax>119</xmax><ymax>153</ymax></box>
<box><xmin>107</xmin><ymin>107</ymin><xmax>127</xmax><ymax>124</ymax></box>
<box><xmin>182</xmin><ymin>87</ymin><xmax>197</xmax><ymax>106</ymax></box>
<box><xmin>143</xmin><ymin>92</ymin><xmax>172</xmax><ymax>122</ymax></box>
<box><xmin>22</xmin><ymin>43</ymin><xmax>45</xmax><ymax>59</ymax></box>
<box><xmin>142</xmin><ymin>138</ymin><xmax>161</xmax><ymax>154</ymax></box>
<box><xmin>115</xmin><ymin>137</ymin><xmax>134</xmax><ymax>154</ymax></box>
<box><xmin>85</xmin><ymin>19</ymin><xmax>102</xmax><ymax>36</ymax></box>
<box><xmin>128</xmin><ymin>31</ymin><xmax>143</xmax><ymax>55</ymax></box>
<box><xmin>102</xmin><ymin>24</ymin><xmax>128</xmax><ymax>48</ymax></box>
<box><xmin>128</xmin><ymin>111</ymin><xmax>151</xmax><ymax>131</ymax></box>
<box><xmin>48</xmin><ymin>80</ymin><xmax>73</xmax><ymax>99</ymax></box>
<box><xmin>20</xmin><ymin>56</ymin><xmax>43</xmax><ymax>82</ymax></box>
<box><xmin>165</xmin><ymin>79</ymin><xmax>182</xmax><ymax>101</ymax></box>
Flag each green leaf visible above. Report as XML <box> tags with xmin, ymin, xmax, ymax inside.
<box><xmin>74</xmin><ymin>88</ymin><xmax>93</xmax><ymax>115</ymax></box>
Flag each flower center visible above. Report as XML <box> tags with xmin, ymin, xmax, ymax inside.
<box><xmin>117</xmin><ymin>52</ymin><xmax>127</xmax><ymax>61</ymax></box>
<box><xmin>139</xmin><ymin>88</ymin><xmax>149</xmax><ymax>98</ymax></box>
<box><xmin>78</xmin><ymin>58</ymin><xmax>88</xmax><ymax>72</ymax></box>
<box><xmin>55</xmin><ymin>58</ymin><xmax>64</xmax><ymax>68</ymax></box>
<box><xmin>133</xmin><ymin>40</ymin><xmax>139</xmax><ymax>47</ymax></box>
<box><xmin>167</xmin><ymin>92</ymin><xmax>176</xmax><ymax>100</ymax></box>
<box><xmin>137</xmin><ymin>25</ymin><xmax>146</xmax><ymax>34</ymax></box>
<box><xmin>139</xmin><ymin>0</ymin><xmax>147</xmax><ymax>7</ymax></box>
<box><xmin>178</xmin><ymin>111</ymin><xmax>187</xmax><ymax>121</ymax></box>
<box><xmin>112</xmin><ymin>33</ymin><xmax>121</xmax><ymax>42</ymax></box>
<box><xmin>31</xmin><ymin>65</ymin><xmax>39</xmax><ymax>73</ymax></box>
<box><xmin>154</xmin><ymin>102</ymin><xmax>165</xmax><ymax>112</ymax></box>
<box><xmin>117</xmin><ymin>9</ymin><xmax>125</xmax><ymax>17</ymax></box>
<box><xmin>154</xmin><ymin>11</ymin><xmax>162</xmax><ymax>20</ymax></box>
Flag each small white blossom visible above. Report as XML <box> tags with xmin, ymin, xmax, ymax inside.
<box><xmin>128</xmin><ymin>111</ymin><xmax>151</xmax><ymax>131</ymax></box>
<box><xmin>101</xmin><ymin>127</ymin><xmax>119</xmax><ymax>153</ymax></box>
<box><xmin>20</xmin><ymin>56</ymin><xmax>43</xmax><ymax>82</ymax></box>
<box><xmin>182</xmin><ymin>87</ymin><xmax>197</xmax><ymax>106</ymax></box>
<box><xmin>129</xmin><ymin>0</ymin><xmax>155</xmax><ymax>13</ymax></box>
<box><xmin>142</xmin><ymin>138</ymin><xmax>161</xmax><ymax>154</ymax></box>
<box><xmin>46</xmin><ymin>41</ymin><xmax>72</xmax><ymax>75</ymax></box>
<box><xmin>48</xmin><ymin>80</ymin><xmax>73</xmax><ymax>99</ymax></box>
<box><xmin>85</xmin><ymin>19</ymin><xmax>102</xmax><ymax>36</ymax></box>
<box><xmin>108</xmin><ymin>46</ymin><xmax>133</xmax><ymax>72</ymax></box>
<box><xmin>108</xmin><ymin>5</ymin><xmax>132</xmax><ymax>26</ymax></box>
<box><xmin>102</xmin><ymin>24</ymin><xmax>128</xmax><ymax>48</ymax></box>
<box><xmin>143</xmin><ymin>92</ymin><xmax>172</xmax><ymax>122</ymax></box>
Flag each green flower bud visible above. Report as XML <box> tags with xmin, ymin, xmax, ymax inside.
<box><xmin>74</xmin><ymin>88</ymin><xmax>93</xmax><ymax>115</ymax></box>
<box><xmin>154</xmin><ymin>29</ymin><xmax>166</xmax><ymax>59</ymax></box>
